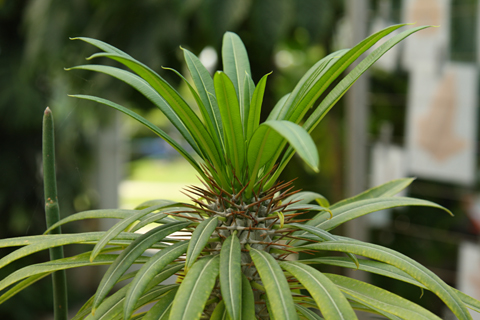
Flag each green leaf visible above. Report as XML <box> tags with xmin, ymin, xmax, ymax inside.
<box><xmin>214</xmin><ymin>71</ymin><xmax>245</xmax><ymax>173</ymax></box>
<box><xmin>288</xmin><ymin>224</ymin><xmax>358</xmax><ymax>267</ymax></box>
<box><xmin>170</xmin><ymin>255</ymin><xmax>220</xmax><ymax>320</ymax></box>
<box><xmin>0</xmin><ymin>232</ymin><xmax>142</xmax><ymax>269</ymax></box>
<box><xmin>279</xmin><ymin>261</ymin><xmax>357</xmax><ymax>320</ymax></box>
<box><xmin>93</xmin><ymin>221</ymin><xmax>191</xmax><ymax>311</ymax></box>
<box><xmin>123</xmin><ymin>241</ymin><xmax>189</xmax><ymax>319</ymax></box>
<box><xmin>268</xmin><ymin>93</ymin><xmax>291</xmax><ymax>121</ymax></box>
<box><xmin>211</xmin><ymin>300</ymin><xmax>230</xmax><ymax>320</ymax></box>
<box><xmin>298</xmin><ymin>256</ymin><xmax>480</xmax><ymax>314</ymax></box>
<box><xmin>0</xmin><ymin>252</ymin><xmax>148</xmax><ymax>293</ymax></box>
<box><xmin>0</xmin><ymin>273</ymin><xmax>49</xmax><ymax>304</ymax></box>
<box><xmin>246</xmin><ymin>73</ymin><xmax>270</xmax><ymax>142</ymax></box>
<box><xmin>303</xmin><ymin>25</ymin><xmax>430</xmax><ymax>134</ymax></box>
<box><xmin>185</xmin><ymin>217</ymin><xmax>218</xmax><ymax>271</ymax></box>
<box><xmin>87</xmin><ymin>285</ymin><xmax>178</xmax><ymax>320</ymax></box>
<box><xmin>269</xmin><ymin>26</ymin><xmax>430</xmax><ymax>188</ymax></box>
<box><xmin>249</xmin><ymin>247</ymin><xmax>298</xmax><ymax>320</ymax></box>
<box><xmin>183</xmin><ymin>48</ymin><xmax>224</xmax><ymax>150</ymax></box>
<box><xmin>295</xmin><ymin>304</ymin><xmax>324</xmax><ymax>320</ymax></box>
<box><xmin>163</xmin><ymin>66</ymin><xmax>225</xmax><ymax>156</ymax></box>
<box><xmin>247</xmin><ymin>120</ymin><xmax>319</xmax><ymax>187</ymax></box>
<box><xmin>222</xmin><ymin>31</ymin><xmax>252</xmax><ymax>114</ymax></box>
<box><xmin>347</xmin><ymin>300</ymin><xmax>402</xmax><ymax>320</ymax></box>
<box><xmin>70</xmin><ymin>95</ymin><xmax>206</xmax><ymax>180</ymax></box>
<box><xmin>71</xmin><ymin>37</ymin><xmax>131</xmax><ymax>57</ymax></box>
<box><xmin>305</xmin><ymin>197</ymin><xmax>451</xmax><ymax>232</ymax></box>
<box><xmin>284</xmin><ymin>191</ymin><xmax>330</xmax><ymax>208</ymax></box>
<box><xmin>90</xmin><ymin>202</ymin><xmax>180</xmax><ymax>262</ymax></box>
<box><xmin>220</xmin><ymin>234</ymin><xmax>242</xmax><ymax>320</ymax></box>
<box><xmin>304</xmin><ymin>241</ymin><xmax>472</xmax><ymax>320</ymax></box>
<box><xmin>68</xmin><ymin>65</ymin><xmax>201</xmax><ymax>156</ymax></box>
<box><xmin>325</xmin><ymin>274</ymin><xmax>441</xmax><ymax>320</ymax></box>
<box><xmin>44</xmin><ymin>209</ymin><xmax>138</xmax><ymax>234</ymax></box>
<box><xmin>143</xmin><ymin>288</ymin><xmax>177</xmax><ymax>320</ymax></box>
<box><xmin>275</xmin><ymin>49</ymin><xmax>349</xmax><ymax>122</ymax></box>
<box><xmin>242</xmin><ymin>73</ymin><xmax>255</xmax><ymax>135</ymax></box>
<box><xmin>331</xmin><ymin>178</ymin><xmax>415</xmax><ymax>209</ymax></box>
<box><xmin>241</xmin><ymin>274</ymin><xmax>256</xmax><ymax>320</ymax></box>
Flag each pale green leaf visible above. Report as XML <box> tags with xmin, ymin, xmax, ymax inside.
<box><xmin>185</xmin><ymin>217</ymin><xmax>218</xmax><ymax>271</ymax></box>
<box><xmin>123</xmin><ymin>241</ymin><xmax>189</xmax><ymax>319</ymax></box>
<box><xmin>143</xmin><ymin>288</ymin><xmax>177</xmax><ymax>320</ymax></box>
<box><xmin>249</xmin><ymin>247</ymin><xmax>298</xmax><ymax>320</ymax></box>
<box><xmin>170</xmin><ymin>255</ymin><xmax>220</xmax><ymax>320</ymax></box>
<box><xmin>331</xmin><ymin>178</ymin><xmax>415</xmax><ymax>209</ymax></box>
<box><xmin>220</xmin><ymin>234</ymin><xmax>242</xmax><ymax>320</ymax></box>
<box><xmin>241</xmin><ymin>274</ymin><xmax>256</xmax><ymax>320</ymax></box>
<box><xmin>93</xmin><ymin>221</ymin><xmax>191</xmax><ymax>311</ymax></box>
<box><xmin>295</xmin><ymin>304</ymin><xmax>324</xmax><ymax>320</ymax></box>
<box><xmin>326</xmin><ymin>274</ymin><xmax>441</xmax><ymax>320</ymax></box>
<box><xmin>284</xmin><ymin>191</ymin><xmax>330</xmax><ymax>208</ymax></box>
<box><xmin>280</xmin><ymin>261</ymin><xmax>357</xmax><ymax>320</ymax></box>
<box><xmin>305</xmin><ymin>197</ymin><xmax>451</xmax><ymax>232</ymax></box>
<box><xmin>305</xmin><ymin>241</ymin><xmax>472</xmax><ymax>320</ymax></box>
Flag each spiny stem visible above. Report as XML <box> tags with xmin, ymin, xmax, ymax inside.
<box><xmin>43</xmin><ymin>107</ymin><xmax>68</xmax><ymax>320</ymax></box>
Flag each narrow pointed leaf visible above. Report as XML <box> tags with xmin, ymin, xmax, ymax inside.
<box><xmin>0</xmin><ymin>232</ymin><xmax>142</xmax><ymax>269</ymax></box>
<box><xmin>93</xmin><ymin>221</ymin><xmax>191</xmax><ymax>311</ymax></box>
<box><xmin>299</xmin><ymin>256</ymin><xmax>480</xmax><ymax>314</ymax></box>
<box><xmin>123</xmin><ymin>241</ymin><xmax>189</xmax><ymax>319</ymax></box>
<box><xmin>331</xmin><ymin>178</ymin><xmax>415</xmax><ymax>209</ymax></box>
<box><xmin>305</xmin><ymin>241</ymin><xmax>472</xmax><ymax>320</ymax></box>
<box><xmin>90</xmin><ymin>202</ymin><xmax>180</xmax><ymax>262</ymax></box>
<box><xmin>163</xmin><ymin>66</ymin><xmax>224</xmax><ymax>155</ymax></box>
<box><xmin>0</xmin><ymin>273</ymin><xmax>49</xmax><ymax>304</ymax></box>
<box><xmin>247</xmin><ymin>120</ymin><xmax>318</xmax><ymax>184</ymax></box>
<box><xmin>280</xmin><ymin>261</ymin><xmax>357</xmax><ymax>320</ymax></box>
<box><xmin>71</xmin><ymin>37</ymin><xmax>131</xmax><ymax>57</ymax></box>
<box><xmin>214</xmin><ymin>71</ymin><xmax>245</xmax><ymax>173</ymax></box>
<box><xmin>170</xmin><ymin>255</ymin><xmax>220</xmax><ymax>320</ymax></box>
<box><xmin>268</xmin><ymin>93</ymin><xmax>291</xmax><ymax>121</ymax></box>
<box><xmin>222</xmin><ymin>31</ymin><xmax>252</xmax><ymax>111</ymax></box>
<box><xmin>289</xmin><ymin>224</ymin><xmax>358</xmax><ymax>267</ymax></box>
<box><xmin>183</xmin><ymin>48</ymin><xmax>224</xmax><ymax>149</ymax></box>
<box><xmin>270</xmin><ymin>26</ymin><xmax>430</xmax><ymax>187</ymax></box>
<box><xmin>143</xmin><ymin>289</ymin><xmax>177</xmax><ymax>320</ymax></box>
<box><xmin>295</xmin><ymin>304</ymin><xmax>324</xmax><ymax>320</ymax></box>
<box><xmin>326</xmin><ymin>274</ymin><xmax>442</xmax><ymax>320</ymax></box>
<box><xmin>70</xmin><ymin>95</ymin><xmax>205</xmax><ymax>179</ymax></box>
<box><xmin>241</xmin><ymin>274</ymin><xmax>256</xmax><ymax>320</ymax></box>
<box><xmin>246</xmin><ymin>73</ymin><xmax>270</xmax><ymax>141</ymax></box>
<box><xmin>211</xmin><ymin>300</ymin><xmax>229</xmax><ymax>320</ymax></box>
<box><xmin>249</xmin><ymin>247</ymin><xmax>298</xmax><ymax>320</ymax></box>
<box><xmin>305</xmin><ymin>197</ymin><xmax>451</xmax><ymax>232</ymax></box>
<box><xmin>185</xmin><ymin>217</ymin><xmax>218</xmax><ymax>271</ymax></box>
<box><xmin>44</xmin><ymin>209</ymin><xmax>138</xmax><ymax>234</ymax></box>
<box><xmin>220</xmin><ymin>234</ymin><xmax>242</xmax><ymax>320</ymax></box>
<box><xmin>0</xmin><ymin>252</ymin><xmax>148</xmax><ymax>292</ymax></box>
<box><xmin>242</xmin><ymin>73</ymin><xmax>254</xmax><ymax>134</ymax></box>
<box><xmin>68</xmin><ymin>65</ymin><xmax>201</xmax><ymax>155</ymax></box>
<box><xmin>284</xmin><ymin>191</ymin><xmax>329</xmax><ymax>208</ymax></box>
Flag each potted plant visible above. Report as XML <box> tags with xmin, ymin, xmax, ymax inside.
<box><xmin>1</xmin><ymin>24</ymin><xmax>479</xmax><ymax>320</ymax></box>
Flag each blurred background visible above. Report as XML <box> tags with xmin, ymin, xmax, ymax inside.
<box><xmin>1</xmin><ymin>0</ymin><xmax>479</xmax><ymax>319</ymax></box>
